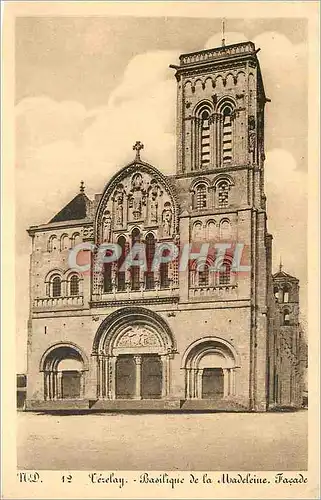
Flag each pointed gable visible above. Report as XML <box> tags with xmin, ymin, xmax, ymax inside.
<box><xmin>49</xmin><ymin>192</ymin><xmax>92</xmax><ymax>223</ymax></box>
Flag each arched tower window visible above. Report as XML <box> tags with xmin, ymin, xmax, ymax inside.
<box><xmin>200</xmin><ymin>110</ymin><xmax>210</xmax><ymax>168</ymax></box>
<box><xmin>192</xmin><ymin>103</ymin><xmax>213</xmax><ymax>171</ymax></box>
<box><xmin>217</xmin><ymin>180</ymin><xmax>230</xmax><ymax>208</ymax></box>
<box><xmin>194</xmin><ymin>183</ymin><xmax>208</xmax><ymax>210</ymax></box>
<box><xmin>222</xmin><ymin>106</ymin><xmax>233</xmax><ymax>164</ymax></box>
<box><xmin>145</xmin><ymin>233</ymin><xmax>155</xmax><ymax>290</ymax></box>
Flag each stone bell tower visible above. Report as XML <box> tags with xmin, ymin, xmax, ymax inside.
<box><xmin>170</xmin><ymin>40</ymin><xmax>273</xmax><ymax>411</ymax></box>
<box><xmin>171</xmin><ymin>41</ymin><xmax>268</xmax><ymax>185</ymax></box>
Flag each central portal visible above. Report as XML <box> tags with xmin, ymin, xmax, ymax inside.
<box><xmin>115</xmin><ymin>354</ymin><xmax>162</xmax><ymax>400</ymax></box>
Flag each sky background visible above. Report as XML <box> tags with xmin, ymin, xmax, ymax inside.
<box><xmin>15</xmin><ymin>15</ymin><xmax>308</xmax><ymax>372</ymax></box>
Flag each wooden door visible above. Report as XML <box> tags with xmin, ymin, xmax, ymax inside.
<box><xmin>202</xmin><ymin>368</ymin><xmax>224</xmax><ymax>399</ymax></box>
<box><xmin>141</xmin><ymin>355</ymin><xmax>162</xmax><ymax>399</ymax></box>
<box><xmin>116</xmin><ymin>356</ymin><xmax>135</xmax><ymax>399</ymax></box>
<box><xmin>62</xmin><ymin>371</ymin><xmax>81</xmax><ymax>399</ymax></box>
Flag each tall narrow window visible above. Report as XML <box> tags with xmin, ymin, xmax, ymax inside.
<box><xmin>103</xmin><ymin>263</ymin><xmax>112</xmax><ymax>292</ymax></box>
<box><xmin>160</xmin><ymin>248</ymin><xmax>170</xmax><ymax>289</ymax></box>
<box><xmin>131</xmin><ymin>229</ymin><xmax>141</xmax><ymax>291</ymax></box>
<box><xmin>283</xmin><ymin>287</ymin><xmax>290</xmax><ymax>303</ymax></box>
<box><xmin>117</xmin><ymin>236</ymin><xmax>126</xmax><ymax>291</ymax></box>
<box><xmin>198</xmin><ymin>264</ymin><xmax>209</xmax><ymax>287</ymax></box>
<box><xmin>217</xmin><ymin>181</ymin><xmax>229</xmax><ymax>208</ymax></box>
<box><xmin>70</xmin><ymin>275</ymin><xmax>79</xmax><ymax>296</ymax></box>
<box><xmin>195</xmin><ymin>183</ymin><xmax>207</xmax><ymax>210</ymax></box>
<box><xmin>145</xmin><ymin>233</ymin><xmax>155</xmax><ymax>290</ymax></box>
<box><xmin>200</xmin><ymin>110</ymin><xmax>210</xmax><ymax>168</ymax></box>
<box><xmin>52</xmin><ymin>276</ymin><xmax>62</xmax><ymax>297</ymax></box>
<box><xmin>222</xmin><ymin>107</ymin><xmax>233</xmax><ymax>164</ymax></box>
<box><xmin>219</xmin><ymin>260</ymin><xmax>231</xmax><ymax>285</ymax></box>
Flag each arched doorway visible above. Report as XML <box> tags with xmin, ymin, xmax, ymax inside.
<box><xmin>182</xmin><ymin>337</ymin><xmax>239</xmax><ymax>400</ymax></box>
<box><xmin>92</xmin><ymin>307</ymin><xmax>176</xmax><ymax>400</ymax></box>
<box><xmin>40</xmin><ymin>343</ymin><xmax>88</xmax><ymax>400</ymax></box>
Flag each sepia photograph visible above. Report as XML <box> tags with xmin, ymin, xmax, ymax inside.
<box><xmin>2</xmin><ymin>2</ymin><xmax>319</xmax><ymax>499</ymax></box>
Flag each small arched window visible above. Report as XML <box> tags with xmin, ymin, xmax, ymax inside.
<box><xmin>217</xmin><ymin>180</ymin><xmax>230</xmax><ymax>208</ymax></box>
<box><xmin>70</xmin><ymin>275</ymin><xmax>79</xmax><ymax>296</ymax></box>
<box><xmin>219</xmin><ymin>260</ymin><xmax>231</xmax><ymax>285</ymax></box>
<box><xmin>60</xmin><ymin>234</ymin><xmax>70</xmax><ymax>251</ymax></box>
<box><xmin>283</xmin><ymin>310</ymin><xmax>290</xmax><ymax>326</ymax></box>
<box><xmin>48</xmin><ymin>235</ymin><xmax>58</xmax><ymax>253</ymax></box>
<box><xmin>52</xmin><ymin>276</ymin><xmax>62</xmax><ymax>297</ymax></box>
<box><xmin>219</xmin><ymin>219</ymin><xmax>231</xmax><ymax>240</ymax></box>
<box><xmin>71</xmin><ymin>233</ymin><xmax>81</xmax><ymax>248</ymax></box>
<box><xmin>195</xmin><ymin>183</ymin><xmax>207</xmax><ymax>210</ymax></box>
<box><xmin>192</xmin><ymin>222</ymin><xmax>203</xmax><ymax>241</ymax></box>
<box><xmin>200</xmin><ymin>110</ymin><xmax>210</xmax><ymax>168</ymax></box>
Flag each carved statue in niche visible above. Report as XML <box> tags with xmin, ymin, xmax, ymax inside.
<box><xmin>162</xmin><ymin>202</ymin><xmax>172</xmax><ymax>237</ymax></box>
<box><xmin>114</xmin><ymin>185</ymin><xmax>124</xmax><ymax>226</ymax></box>
<box><xmin>102</xmin><ymin>209</ymin><xmax>112</xmax><ymax>242</ymax></box>
<box><xmin>129</xmin><ymin>173</ymin><xmax>145</xmax><ymax>221</ymax></box>
<box><xmin>149</xmin><ymin>182</ymin><xmax>159</xmax><ymax>224</ymax></box>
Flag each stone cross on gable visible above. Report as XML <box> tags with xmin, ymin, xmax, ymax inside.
<box><xmin>133</xmin><ymin>141</ymin><xmax>144</xmax><ymax>160</ymax></box>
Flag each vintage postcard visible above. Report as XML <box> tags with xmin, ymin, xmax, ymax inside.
<box><xmin>1</xmin><ymin>1</ymin><xmax>320</xmax><ymax>499</ymax></box>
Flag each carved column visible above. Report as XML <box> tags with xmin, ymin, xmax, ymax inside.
<box><xmin>109</xmin><ymin>356</ymin><xmax>117</xmax><ymax>400</ymax></box>
<box><xmin>197</xmin><ymin>369</ymin><xmax>203</xmax><ymax>399</ymax></box>
<box><xmin>185</xmin><ymin>369</ymin><xmax>190</xmax><ymax>399</ymax></box>
<box><xmin>223</xmin><ymin>368</ymin><xmax>229</xmax><ymax>397</ymax></box>
<box><xmin>161</xmin><ymin>355</ymin><xmax>168</xmax><ymax>398</ymax></box>
<box><xmin>133</xmin><ymin>355</ymin><xmax>142</xmax><ymax>400</ymax></box>
<box><xmin>57</xmin><ymin>372</ymin><xmax>62</xmax><ymax>399</ymax></box>
<box><xmin>191</xmin><ymin>368</ymin><xmax>197</xmax><ymax>399</ymax></box>
<box><xmin>80</xmin><ymin>371</ymin><xmax>85</xmax><ymax>398</ymax></box>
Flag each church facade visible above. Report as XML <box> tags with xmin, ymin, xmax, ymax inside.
<box><xmin>26</xmin><ymin>40</ymin><xmax>306</xmax><ymax>411</ymax></box>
